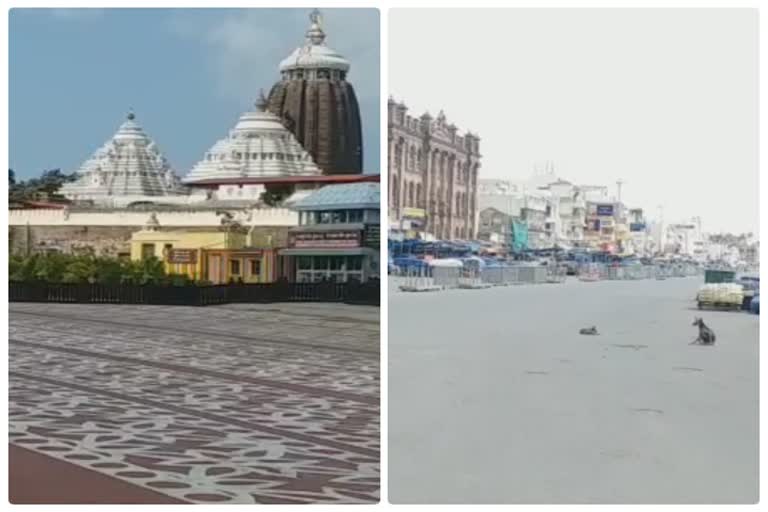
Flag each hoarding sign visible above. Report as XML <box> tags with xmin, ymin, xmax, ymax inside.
<box><xmin>630</xmin><ymin>222</ymin><xmax>647</xmax><ymax>232</ymax></box>
<box><xmin>596</xmin><ymin>204</ymin><xmax>614</xmax><ymax>216</ymax></box>
<box><xmin>364</xmin><ymin>225</ymin><xmax>380</xmax><ymax>247</ymax></box>
<box><xmin>510</xmin><ymin>221</ymin><xmax>529</xmax><ymax>252</ymax></box>
<box><xmin>167</xmin><ymin>249</ymin><xmax>197</xmax><ymax>264</ymax></box>
<box><xmin>290</xmin><ymin>231</ymin><xmax>361</xmax><ymax>248</ymax></box>
<box><xmin>402</xmin><ymin>207</ymin><xmax>426</xmax><ymax>220</ymax></box>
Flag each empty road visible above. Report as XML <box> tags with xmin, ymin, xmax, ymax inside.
<box><xmin>389</xmin><ymin>277</ymin><xmax>758</xmax><ymax>504</ymax></box>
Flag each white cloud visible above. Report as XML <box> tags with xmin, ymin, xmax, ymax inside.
<box><xmin>49</xmin><ymin>8</ymin><xmax>105</xmax><ymax>21</ymax></box>
<box><xmin>168</xmin><ymin>8</ymin><xmax>379</xmax><ymax>103</ymax></box>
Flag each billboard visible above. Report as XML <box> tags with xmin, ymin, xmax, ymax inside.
<box><xmin>510</xmin><ymin>221</ymin><xmax>529</xmax><ymax>252</ymax></box>
<box><xmin>402</xmin><ymin>207</ymin><xmax>426</xmax><ymax>219</ymax></box>
<box><xmin>629</xmin><ymin>222</ymin><xmax>647</xmax><ymax>232</ymax></box>
<box><xmin>596</xmin><ymin>204</ymin><xmax>614</xmax><ymax>216</ymax></box>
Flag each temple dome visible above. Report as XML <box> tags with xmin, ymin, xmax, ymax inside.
<box><xmin>267</xmin><ymin>9</ymin><xmax>363</xmax><ymax>175</ymax></box>
<box><xmin>183</xmin><ymin>94</ymin><xmax>322</xmax><ymax>184</ymax></box>
<box><xmin>60</xmin><ymin>111</ymin><xmax>186</xmax><ymax>202</ymax></box>
<box><xmin>278</xmin><ymin>9</ymin><xmax>350</xmax><ymax>74</ymax></box>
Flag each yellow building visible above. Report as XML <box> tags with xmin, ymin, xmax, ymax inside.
<box><xmin>130</xmin><ymin>229</ymin><xmax>279</xmax><ymax>283</ymax></box>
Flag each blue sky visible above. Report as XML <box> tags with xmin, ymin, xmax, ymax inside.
<box><xmin>9</xmin><ymin>8</ymin><xmax>380</xmax><ymax>180</ymax></box>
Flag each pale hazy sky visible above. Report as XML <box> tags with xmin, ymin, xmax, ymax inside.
<box><xmin>390</xmin><ymin>9</ymin><xmax>758</xmax><ymax>234</ymax></box>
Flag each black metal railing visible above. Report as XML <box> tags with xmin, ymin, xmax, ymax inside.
<box><xmin>9</xmin><ymin>280</ymin><xmax>380</xmax><ymax>307</ymax></box>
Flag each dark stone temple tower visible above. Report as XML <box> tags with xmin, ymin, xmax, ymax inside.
<box><xmin>267</xmin><ymin>10</ymin><xmax>363</xmax><ymax>175</ymax></box>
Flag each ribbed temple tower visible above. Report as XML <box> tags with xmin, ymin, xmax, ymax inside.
<box><xmin>60</xmin><ymin>110</ymin><xmax>186</xmax><ymax>203</ymax></box>
<box><xmin>183</xmin><ymin>91</ymin><xmax>321</xmax><ymax>184</ymax></box>
<box><xmin>267</xmin><ymin>9</ymin><xmax>363</xmax><ymax>175</ymax></box>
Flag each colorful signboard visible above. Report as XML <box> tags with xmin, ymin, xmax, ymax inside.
<box><xmin>510</xmin><ymin>221</ymin><xmax>529</xmax><ymax>252</ymax></box>
<box><xmin>167</xmin><ymin>249</ymin><xmax>197</xmax><ymax>264</ymax></box>
<box><xmin>596</xmin><ymin>204</ymin><xmax>614</xmax><ymax>216</ymax></box>
<box><xmin>402</xmin><ymin>207</ymin><xmax>426</xmax><ymax>219</ymax></box>
<box><xmin>289</xmin><ymin>231</ymin><xmax>361</xmax><ymax>248</ymax></box>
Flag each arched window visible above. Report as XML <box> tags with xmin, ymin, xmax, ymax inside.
<box><xmin>392</xmin><ymin>174</ymin><xmax>399</xmax><ymax>208</ymax></box>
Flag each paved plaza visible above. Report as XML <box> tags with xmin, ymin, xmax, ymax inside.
<box><xmin>389</xmin><ymin>277</ymin><xmax>758</xmax><ymax>504</ymax></box>
<box><xmin>9</xmin><ymin>302</ymin><xmax>379</xmax><ymax>504</ymax></box>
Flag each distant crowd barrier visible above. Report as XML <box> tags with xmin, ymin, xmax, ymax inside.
<box><xmin>9</xmin><ymin>280</ymin><xmax>380</xmax><ymax>307</ymax></box>
<box><xmin>396</xmin><ymin>262</ymin><xmax>701</xmax><ymax>292</ymax></box>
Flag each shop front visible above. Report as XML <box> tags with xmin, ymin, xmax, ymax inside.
<box><xmin>130</xmin><ymin>228</ymin><xmax>282</xmax><ymax>284</ymax></box>
<box><xmin>281</xmin><ymin>230</ymin><xmax>378</xmax><ymax>283</ymax></box>
<box><xmin>202</xmin><ymin>248</ymin><xmax>280</xmax><ymax>284</ymax></box>
<box><xmin>280</xmin><ymin>182</ymin><xmax>381</xmax><ymax>283</ymax></box>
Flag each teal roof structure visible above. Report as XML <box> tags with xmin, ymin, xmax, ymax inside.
<box><xmin>292</xmin><ymin>182</ymin><xmax>380</xmax><ymax>211</ymax></box>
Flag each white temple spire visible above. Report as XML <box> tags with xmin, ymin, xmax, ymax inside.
<box><xmin>60</xmin><ymin>111</ymin><xmax>186</xmax><ymax>204</ymax></box>
<box><xmin>306</xmin><ymin>9</ymin><xmax>326</xmax><ymax>45</ymax></box>
<box><xmin>255</xmin><ymin>89</ymin><xmax>269</xmax><ymax>111</ymax></box>
<box><xmin>279</xmin><ymin>9</ymin><xmax>350</xmax><ymax>75</ymax></box>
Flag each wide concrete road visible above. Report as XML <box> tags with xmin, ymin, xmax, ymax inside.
<box><xmin>389</xmin><ymin>277</ymin><xmax>758</xmax><ymax>504</ymax></box>
<box><xmin>10</xmin><ymin>302</ymin><xmax>379</xmax><ymax>504</ymax></box>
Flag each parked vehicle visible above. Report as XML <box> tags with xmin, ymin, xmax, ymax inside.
<box><xmin>750</xmin><ymin>294</ymin><xmax>760</xmax><ymax>315</ymax></box>
<box><xmin>697</xmin><ymin>283</ymin><xmax>744</xmax><ymax>311</ymax></box>
<box><xmin>705</xmin><ymin>269</ymin><xmax>736</xmax><ymax>284</ymax></box>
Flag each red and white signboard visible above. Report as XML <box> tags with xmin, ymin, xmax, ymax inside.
<box><xmin>167</xmin><ymin>249</ymin><xmax>198</xmax><ymax>264</ymax></box>
<box><xmin>290</xmin><ymin>231</ymin><xmax>361</xmax><ymax>248</ymax></box>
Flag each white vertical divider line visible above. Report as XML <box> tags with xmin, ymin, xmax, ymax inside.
<box><xmin>379</xmin><ymin>4</ymin><xmax>390</xmax><ymax>505</ymax></box>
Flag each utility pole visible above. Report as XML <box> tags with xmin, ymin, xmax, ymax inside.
<box><xmin>616</xmin><ymin>179</ymin><xmax>625</xmax><ymax>204</ymax></box>
<box><xmin>657</xmin><ymin>204</ymin><xmax>665</xmax><ymax>254</ymax></box>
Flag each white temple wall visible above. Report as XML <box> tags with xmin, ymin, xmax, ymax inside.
<box><xmin>9</xmin><ymin>208</ymin><xmax>298</xmax><ymax>227</ymax></box>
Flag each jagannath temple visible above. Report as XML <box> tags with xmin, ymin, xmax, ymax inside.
<box><xmin>54</xmin><ymin>8</ymin><xmax>367</xmax><ymax>209</ymax></box>
<box><xmin>10</xmin><ymin>9</ymin><xmax>380</xmax><ymax>283</ymax></box>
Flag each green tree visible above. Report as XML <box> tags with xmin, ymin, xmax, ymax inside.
<box><xmin>8</xmin><ymin>168</ymin><xmax>76</xmax><ymax>202</ymax></box>
<box><xmin>260</xmin><ymin>184</ymin><xmax>294</xmax><ymax>207</ymax></box>
<box><xmin>120</xmin><ymin>257</ymin><xmax>166</xmax><ymax>285</ymax></box>
<box><xmin>9</xmin><ymin>252</ymin><xmax>202</xmax><ymax>286</ymax></box>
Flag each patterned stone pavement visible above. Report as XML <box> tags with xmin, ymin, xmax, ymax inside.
<box><xmin>9</xmin><ymin>302</ymin><xmax>380</xmax><ymax>504</ymax></box>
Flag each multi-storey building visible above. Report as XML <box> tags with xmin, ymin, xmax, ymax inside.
<box><xmin>388</xmin><ymin>98</ymin><xmax>481</xmax><ymax>240</ymax></box>
<box><xmin>479</xmin><ymin>173</ymin><xmax>587</xmax><ymax>250</ymax></box>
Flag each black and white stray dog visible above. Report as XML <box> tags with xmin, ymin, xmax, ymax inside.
<box><xmin>691</xmin><ymin>317</ymin><xmax>716</xmax><ymax>345</ymax></box>
<box><xmin>579</xmin><ymin>326</ymin><xmax>599</xmax><ymax>336</ymax></box>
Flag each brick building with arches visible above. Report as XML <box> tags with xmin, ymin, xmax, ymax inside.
<box><xmin>387</xmin><ymin>98</ymin><xmax>481</xmax><ymax>240</ymax></box>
